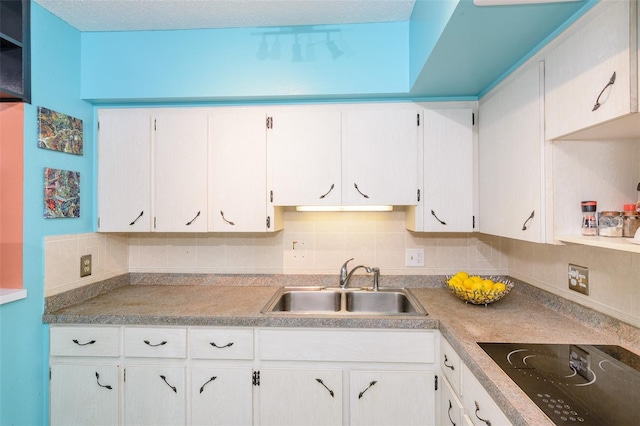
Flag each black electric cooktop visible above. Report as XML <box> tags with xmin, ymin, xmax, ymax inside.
<box><xmin>478</xmin><ymin>343</ymin><xmax>640</xmax><ymax>426</ymax></box>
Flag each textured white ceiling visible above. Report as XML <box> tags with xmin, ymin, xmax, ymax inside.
<box><xmin>35</xmin><ymin>0</ymin><xmax>417</xmax><ymax>32</ymax></box>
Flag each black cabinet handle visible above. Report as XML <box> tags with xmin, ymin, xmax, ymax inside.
<box><xmin>129</xmin><ymin>211</ymin><xmax>144</xmax><ymax>225</ymax></box>
<box><xmin>353</xmin><ymin>183</ymin><xmax>370</xmax><ymax>199</ymax></box>
<box><xmin>358</xmin><ymin>380</ymin><xmax>377</xmax><ymax>399</ymax></box>
<box><xmin>72</xmin><ymin>339</ymin><xmax>96</xmax><ymax>346</ymax></box>
<box><xmin>95</xmin><ymin>372</ymin><xmax>113</xmax><ymax>390</ymax></box>
<box><xmin>220</xmin><ymin>211</ymin><xmax>235</xmax><ymax>225</ymax></box>
<box><xmin>209</xmin><ymin>342</ymin><xmax>234</xmax><ymax>349</ymax></box>
<box><xmin>447</xmin><ymin>400</ymin><xmax>456</xmax><ymax>426</ymax></box>
<box><xmin>199</xmin><ymin>376</ymin><xmax>217</xmax><ymax>394</ymax></box>
<box><xmin>475</xmin><ymin>401</ymin><xmax>492</xmax><ymax>426</ymax></box>
<box><xmin>315</xmin><ymin>378</ymin><xmax>335</xmax><ymax>398</ymax></box>
<box><xmin>592</xmin><ymin>71</ymin><xmax>616</xmax><ymax>111</ymax></box>
<box><xmin>319</xmin><ymin>184</ymin><xmax>335</xmax><ymax>199</ymax></box>
<box><xmin>144</xmin><ymin>340</ymin><xmax>167</xmax><ymax>347</ymax></box>
<box><xmin>431</xmin><ymin>210</ymin><xmax>447</xmax><ymax>225</ymax></box>
<box><xmin>443</xmin><ymin>354</ymin><xmax>455</xmax><ymax>370</ymax></box>
<box><xmin>186</xmin><ymin>211</ymin><xmax>201</xmax><ymax>226</ymax></box>
<box><xmin>160</xmin><ymin>375</ymin><xmax>177</xmax><ymax>393</ymax></box>
<box><xmin>521</xmin><ymin>210</ymin><xmax>535</xmax><ymax>231</ymax></box>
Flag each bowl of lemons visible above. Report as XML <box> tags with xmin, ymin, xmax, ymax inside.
<box><xmin>445</xmin><ymin>272</ymin><xmax>513</xmax><ymax>305</ymax></box>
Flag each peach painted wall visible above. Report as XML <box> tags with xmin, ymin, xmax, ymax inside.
<box><xmin>0</xmin><ymin>103</ymin><xmax>24</xmax><ymax>288</ymax></box>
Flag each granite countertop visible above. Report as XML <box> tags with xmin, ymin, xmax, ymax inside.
<box><xmin>43</xmin><ymin>274</ymin><xmax>640</xmax><ymax>426</ymax></box>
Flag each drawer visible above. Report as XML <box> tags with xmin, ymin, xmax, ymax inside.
<box><xmin>50</xmin><ymin>326</ymin><xmax>120</xmax><ymax>357</ymax></box>
<box><xmin>190</xmin><ymin>328</ymin><xmax>254</xmax><ymax>360</ymax></box>
<box><xmin>258</xmin><ymin>329</ymin><xmax>435</xmax><ymax>363</ymax></box>
<box><xmin>441</xmin><ymin>336</ymin><xmax>462</xmax><ymax>395</ymax></box>
<box><xmin>462</xmin><ymin>364</ymin><xmax>512</xmax><ymax>426</ymax></box>
<box><xmin>124</xmin><ymin>327</ymin><xmax>187</xmax><ymax>358</ymax></box>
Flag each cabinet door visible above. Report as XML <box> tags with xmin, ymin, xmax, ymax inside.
<box><xmin>350</xmin><ymin>370</ymin><xmax>435</xmax><ymax>426</ymax></box>
<box><xmin>440</xmin><ymin>376</ymin><xmax>465</xmax><ymax>426</ymax></box>
<box><xmin>545</xmin><ymin>0</ymin><xmax>637</xmax><ymax>140</ymax></box>
<box><xmin>191</xmin><ymin>366</ymin><xmax>253</xmax><ymax>426</ymax></box>
<box><xmin>209</xmin><ymin>109</ymin><xmax>271</xmax><ymax>232</ymax></box>
<box><xmin>50</xmin><ymin>364</ymin><xmax>119</xmax><ymax>426</ymax></box>
<box><xmin>422</xmin><ymin>108</ymin><xmax>475</xmax><ymax>232</ymax></box>
<box><xmin>268</xmin><ymin>109</ymin><xmax>342</xmax><ymax>206</ymax></box>
<box><xmin>343</xmin><ymin>108</ymin><xmax>420</xmax><ymax>205</ymax></box>
<box><xmin>97</xmin><ymin>109</ymin><xmax>152</xmax><ymax>232</ymax></box>
<box><xmin>478</xmin><ymin>61</ymin><xmax>545</xmax><ymax>243</ymax></box>
<box><xmin>258</xmin><ymin>368</ymin><xmax>342</xmax><ymax>426</ymax></box>
<box><xmin>124</xmin><ymin>365</ymin><xmax>186</xmax><ymax>426</ymax></box>
<box><xmin>153</xmin><ymin>111</ymin><xmax>208</xmax><ymax>232</ymax></box>
<box><xmin>461</xmin><ymin>365</ymin><xmax>512</xmax><ymax>426</ymax></box>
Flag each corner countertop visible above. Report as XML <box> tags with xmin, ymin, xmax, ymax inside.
<box><xmin>43</xmin><ymin>274</ymin><xmax>640</xmax><ymax>426</ymax></box>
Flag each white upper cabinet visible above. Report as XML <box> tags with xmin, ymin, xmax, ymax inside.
<box><xmin>153</xmin><ymin>111</ymin><xmax>209</xmax><ymax>232</ymax></box>
<box><xmin>209</xmin><ymin>109</ymin><xmax>281</xmax><ymax>232</ymax></box>
<box><xmin>407</xmin><ymin>107</ymin><xmax>475</xmax><ymax>232</ymax></box>
<box><xmin>267</xmin><ymin>108</ymin><xmax>343</xmax><ymax>206</ymax></box>
<box><xmin>343</xmin><ymin>108</ymin><xmax>421</xmax><ymax>206</ymax></box>
<box><xmin>478</xmin><ymin>60</ymin><xmax>545</xmax><ymax>243</ymax></box>
<box><xmin>97</xmin><ymin>109</ymin><xmax>153</xmax><ymax>232</ymax></box>
<box><xmin>545</xmin><ymin>0</ymin><xmax>638</xmax><ymax>140</ymax></box>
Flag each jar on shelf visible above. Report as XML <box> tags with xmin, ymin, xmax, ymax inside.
<box><xmin>581</xmin><ymin>201</ymin><xmax>597</xmax><ymax>236</ymax></box>
<box><xmin>622</xmin><ymin>204</ymin><xmax>640</xmax><ymax>237</ymax></box>
<box><xmin>598</xmin><ymin>211</ymin><xmax>623</xmax><ymax>237</ymax></box>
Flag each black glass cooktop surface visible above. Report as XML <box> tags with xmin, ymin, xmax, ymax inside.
<box><xmin>478</xmin><ymin>343</ymin><xmax>640</xmax><ymax>426</ymax></box>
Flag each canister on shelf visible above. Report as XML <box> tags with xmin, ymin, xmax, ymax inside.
<box><xmin>598</xmin><ymin>211</ymin><xmax>623</xmax><ymax>237</ymax></box>
<box><xmin>581</xmin><ymin>201</ymin><xmax>597</xmax><ymax>236</ymax></box>
<box><xmin>622</xmin><ymin>204</ymin><xmax>640</xmax><ymax>237</ymax></box>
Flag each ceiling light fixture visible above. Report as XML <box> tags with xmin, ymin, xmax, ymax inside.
<box><xmin>295</xmin><ymin>205</ymin><xmax>393</xmax><ymax>212</ymax></box>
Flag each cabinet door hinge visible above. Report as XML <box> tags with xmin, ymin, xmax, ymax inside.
<box><xmin>266</xmin><ymin>216</ymin><xmax>271</xmax><ymax>229</ymax></box>
<box><xmin>417</xmin><ymin>189</ymin><xmax>421</xmax><ymax>202</ymax></box>
<box><xmin>49</xmin><ymin>368</ymin><xmax>51</xmax><ymax>381</ymax></box>
<box><xmin>270</xmin><ymin>190</ymin><xmax>273</xmax><ymax>203</ymax></box>
<box><xmin>435</xmin><ymin>375</ymin><xmax>438</xmax><ymax>391</ymax></box>
<box><xmin>124</xmin><ymin>368</ymin><xmax>126</xmax><ymax>382</ymax></box>
<box><xmin>252</xmin><ymin>371</ymin><xmax>260</xmax><ymax>386</ymax></box>
<box><xmin>473</xmin><ymin>215</ymin><xmax>476</xmax><ymax>229</ymax></box>
<box><xmin>97</xmin><ymin>120</ymin><xmax>100</xmax><ymax>131</ymax></box>
<box><xmin>154</xmin><ymin>217</ymin><xmax>157</xmax><ymax>229</ymax></box>
<box><xmin>417</xmin><ymin>113</ymin><xmax>420</xmax><ymax>126</ymax></box>
<box><xmin>266</xmin><ymin>116</ymin><xmax>273</xmax><ymax>129</ymax></box>
<box><xmin>154</xmin><ymin>119</ymin><xmax>157</xmax><ymax>131</ymax></box>
<box><xmin>472</xmin><ymin>112</ymin><xmax>475</xmax><ymax>126</ymax></box>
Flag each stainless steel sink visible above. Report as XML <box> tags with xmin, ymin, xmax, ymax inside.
<box><xmin>261</xmin><ymin>287</ymin><xmax>427</xmax><ymax>316</ymax></box>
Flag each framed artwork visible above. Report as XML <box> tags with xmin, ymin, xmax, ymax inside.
<box><xmin>37</xmin><ymin>106</ymin><xmax>83</xmax><ymax>155</ymax></box>
<box><xmin>44</xmin><ymin>168</ymin><xmax>80</xmax><ymax>219</ymax></box>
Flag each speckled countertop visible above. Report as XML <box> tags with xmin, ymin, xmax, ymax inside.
<box><xmin>43</xmin><ymin>273</ymin><xmax>640</xmax><ymax>426</ymax></box>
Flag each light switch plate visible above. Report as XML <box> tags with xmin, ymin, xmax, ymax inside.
<box><xmin>568</xmin><ymin>263</ymin><xmax>588</xmax><ymax>295</ymax></box>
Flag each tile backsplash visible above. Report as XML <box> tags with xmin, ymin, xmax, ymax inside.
<box><xmin>44</xmin><ymin>208</ymin><xmax>640</xmax><ymax>329</ymax></box>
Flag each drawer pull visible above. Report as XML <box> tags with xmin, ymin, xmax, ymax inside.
<box><xmin>160</xmin><ymin>375</ymin><xmax>177</xmax><ymax>393</ymax></box>
<box><xmin>447</xmin><ymin>400</ymin><xmax>456</xmax><ymax>426</ymax></box>
<box><xmin>129</xmin><ymin>211</ymin><xmax>144</xmax><ymax>225</ymax></box>
<box><xmin>319</xmin><ymin>183</ymin><xmax>335</xmax><ymax>199</ymax></box>
<box><xmin>353</xmin><ymin>183</ymin><xmax>370</xmax><ymax>199</ymax></box>
<box><xmin>315</xmin><ymin>378</ymin><xmax>335</xmax><ymax>398</ymax></box>
<box><xmin>144</xmin><ymin>340</ymin><xmax>167</xmax><ymax>347</ymax></box>
<box><xmin>210</xmin><ymin>341</ymin><xmax>234</xmax><ymax>349</ymax></box>
<box><xmin>72</xmin><ymin>339</ymin><xmax>96</xmax><ymax>346</ymax></box>
<box><xmin>358</xmin><ymin>380</ymin><xmax>378</xmax><ymax>399</ymax></box>
<box><xmin>443</xmin><ymin>354</ymin><xmax>455</xmax><ymax>370</ymax></box>
<box><xmin>199</xmin><ymin>376</ymin><xmax>217</xmax><ymax>394</ymax></box>
<box><xmin>592</xmin><ymin>71</ymin><xmax>616</xmax><ymax>111</ymax></box>
<box><xmin>220</xmin><ymin>211</ymin><xmax>235</xmax><ymax>226</ymax></box>
<box><xmin>475</xmin><ymin>401</ymin><xmax>492</xmax><ymax>426</ymax></box>
<box><xmin>521</xmin><ymin>210</ymin><xmax>534</xmax><ymax>231</ymax></box>
<box><xmin>431</xmin><ymin>209</ymin><xmax>447</xmax><ymax>225</ymax></box>
<box><xmin>186</xmin><ymin>211</ymin><xmax>201</xmax><ymax>226</ymax></box>
<box><xmin>95</xmin><ymin>372</ymin><xmax>113</xmax><ymax>390</ymax></box>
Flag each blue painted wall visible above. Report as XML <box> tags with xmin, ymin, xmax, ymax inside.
<box><xmin>0</xmin><ymin>3</ymin><xmax>94</xmax><ymax>424</ymax></box>
<box><xmin>81</xmin><ymin>22</ymin><xmax>409</xmax><ymax>102</ymax></box>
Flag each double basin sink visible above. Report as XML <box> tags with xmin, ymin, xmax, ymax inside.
<box><xmin>261</xmin><ymin>287</ymin><xmax>427</xmax><ymax>316</ymax></box>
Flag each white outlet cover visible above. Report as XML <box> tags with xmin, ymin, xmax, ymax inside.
<box><xmin>406</xmin><ymin>248</ymin><xmax>424</xmax><ymax>267</ymax></box>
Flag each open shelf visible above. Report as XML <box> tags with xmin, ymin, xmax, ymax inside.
<box><xmin>555</xmin><ymin>235</ymin><xmax>640</xmax><ymax>254</ymax></box>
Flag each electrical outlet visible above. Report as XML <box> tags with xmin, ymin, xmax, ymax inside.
<box><xmin>568</xmin><ymin>263</ymin><xmax>588</xmax><ymax>295</ymax></box>
<box><xmin>406</xmin><ymin>248</ymin><xmax>424</xmax><ymax>267</ymax></box>
<box><xmin>80</xmin><ymin>254</ymin><xmax>92</xmax><ymax>277</ymax></box>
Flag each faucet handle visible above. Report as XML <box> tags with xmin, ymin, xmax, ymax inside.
<box><xmin>340</xmin><ymin>258</ymin><xmax>354</xmax><ymax>286</ymax></box>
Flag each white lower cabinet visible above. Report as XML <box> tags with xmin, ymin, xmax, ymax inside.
<box><xmin>51</xmin><ymin>325</ymin><xmax>439</xmax><ymax>425</ymax></box>
<box><xmin>50</xmin><ymin>364</ymin><xmax>119</xmax><ymax>426</ymax></box>
<box><xmin>439</xmin><ymin>336</ymin><xmax>511</xmax><ymax>426</ymax></box>
<box><xmin>124</xmin><ymin>365</ymin><xmax>186</xmax><ymax>425</ymax></box>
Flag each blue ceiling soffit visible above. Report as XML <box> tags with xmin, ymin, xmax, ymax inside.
<box><xmin>409</xmin><ymin>0</ymin><xmax>596</xmax><ymax>99</ymax></box>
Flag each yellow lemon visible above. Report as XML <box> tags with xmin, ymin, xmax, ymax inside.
<box><xmin>470</xmin><ymin>275</ymin><xmax>483</xmax><ymax>282</ymax></box>
<box><xmin>471</xmin><ymin>281</ymin><xmax>483</xmax><ymax>292</ymax></box>
<box><xmin>481</xmin><ymin>279</ymin><xmax>494</xmax><ymax>292</ymax></box>
<box><xmin>493</xmin><ymin>282</ymin><xmax>506</xmax><ymax>293</ymax></box>
<box><xmin>463</xmin><ymin>278</ymin><xmax>474</xmax><ymax>290</ymax></box>
<box><xmin>448</xmin><ymin>276</ymin><xmax>462</xmax><ymax>287</ymax></box>
<box><xmin>455</xmin><ymin>271</ymin><xmax>469</xmax><ymax>280</ymax></box>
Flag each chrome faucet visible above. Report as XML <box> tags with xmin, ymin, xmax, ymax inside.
<box><xmin>339</xmin><ymin>258</ymin><xmax>381</xmax><ymax>291</ymax></box>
